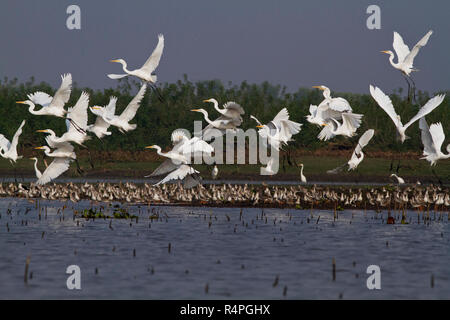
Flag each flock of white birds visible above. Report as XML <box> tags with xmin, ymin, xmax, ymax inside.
<box><xmin>0</xmin><ymin>30</ymin><xmax>448</xmax><ymax>187</ymax></box>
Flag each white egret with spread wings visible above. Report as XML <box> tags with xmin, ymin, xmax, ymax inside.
<box><xmin>16</xmin><ymin>74</ymin><xmax>72</xmax><ymax>118</ymax></box>
<box><xmin>370</xmin><ymin>85</ymin><xmax>445</xmax><ymax>143</ymax></box>
<box><xmin>347</xmin><ymin>129</ymin><xmax>375</xmax><ymax>170</ymax></box>
<box><xmin>0</xmin><ymin>120</ymin><xmax>26</xmax><ymax>163</ymax></box>
<box><xmin>419</xmin><ymin>118</ymin><xmax>450</xmax><ymax>166</ymax></box>
<box><xmin>88</xmin><ymin>96</ymin><xmax>117</xmax><ymax>139</ymax></box>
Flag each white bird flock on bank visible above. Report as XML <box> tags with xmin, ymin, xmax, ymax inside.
<box><xmin>0</xmin><ymin>29</ymin><xmax>447</xmax><ymax>186</ymax></box>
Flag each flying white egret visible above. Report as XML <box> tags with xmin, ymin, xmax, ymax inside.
<box><xmin>92</xmin><ymin>84</ymin><xmax>147</xmax><ymax>133</ymax></box>
<box><xmin>381</xmin><ymin>30</ymin><xmax>433</xmax><ymax>99</ymax></box>
<box><xmin>419</xmin><ymin>118</ymin><xmax>450</xmax><ymax>166</ymax></box>
<box><xmin>0</xmin><ymin>120</ymin><xmax>26</xmax><ymax>163</ymax></box>
<box><xmin>33</xmin><ymin>156</ymin><xmax>72</xmax><ymax>185</ymax></box>
<box><xmin>203</xmin><ymin>99</ymin><xmax>245</xmax><ymax>125</ymax></box>
<box><xmin>318</xmin><ymin>113</ymin><xmax>363</xmax><ymax>141</ymax></box>
<box><xmin>260</xmin><ymin>156</ymin><xmax>278</xmax><ymax>175</ymax></box>
<box><xmin>88</xmin><ymin>97</ymin><xmax>117</xmax><ymax>139</ymax></box>
<box><xmin>145</xmin><ymin>129</ymin><xmax>214</xmax><ymax>187</ymax></box>
<box><xmin>30</xmin><ymin>157</ymin><xmax>43</xmax><ymax>179</ymax></box>
<box><xmin>191</xmin><ymin>108</ymin><xmax>238</xmax><ymax>141</ymax></box>
<box><xmin>108</xmin><ymin>34</ymin><xmax>164</xmax><ymax>83</ymax></box>
<box><xmin>250</xmin><ymin>108</ymin><xmax>302</xmax><ymax>151</ymax></box>
<box><xmin>390</xmin><ymin>173</ymin><xmax>405</xmax><ymax>185</ymax></box>
<box><xmin>313</xmin><ymin>85</ymin><xmax>352</xmax><ymax>112</ymax></box>
<box><xmin>370</xmin><ymin>85</ymin><xmax>445</xmax><ymax>143</ymax></box>
<box><xmin>108</xmin><ymin>34</ymin><xmax>164</xmax><ymax>100</ymax></box>
<box><xmin>35</xmin><ymin>142</ymin><xmax>76</xmax><ymax>159</ymax></box>
<box><xmin>347</xmin><ymin>129</ymin><xmax>375</xmax><ymax>170</ymax></box>
<box><xmin>36</xmin><ymin>92</ymin><xmax>90</xmax><ymax>146</ymax></box>
<box><xmin>16</xmin><ymin>74</ymin><xmax>72</xmax><ymax>117</ymax></box>
<box><xmin>299</xmin><ymin>163</ymin><xmax>307</xmax><ymax>183</ymax></box>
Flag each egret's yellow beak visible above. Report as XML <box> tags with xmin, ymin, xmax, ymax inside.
<box><xmin>110</xmin><ymin>59</ymin><xmax>120</xmax><ymax>63</ymax></box>
<box><xmin>321</xmin><ymin>123</ymin><xmax>328</xmax><ymax>127</ymax></box>
<box><xmin>91</xmin><ymin>106</ymin><xmax>102</xmax><ymax>110</ymax></box>
<box><xmin>380</xmin><ymin>51</ymin><xmax>390</xmax><ymax>54</ymax></box>
<box><xmin>191</xmin><ymin>109</ymin><xmax>200</xmax><ymax>112</ymax></box>
<box><xmin>256</xmin><ymin>125</ymin><xmax>264</xmax><ymax>128</ymax></box>
<box><xmin>16</xmin><ymin>101</ymin><xmax>27</xmax><ymax>104</ymax></box>
<box><xmin>312</xmin><ymin>86</ymin><xmax>324</xmax><ymax>90</ymax></box>
<box><xmin>145</xmin><ymin>145</ymin><xmax>156</xmax><ymax>149</ymax></box>
<box><xmin>203</xmin><ymin>99</ymin><xmax>211</xmax><ymax>103</ymax></box>
<box><xmin>35</xmin><ymin>147</ymin><xmax>45</xmax><ymax>150</ymax></box>
<box><xmin>36</xmin><ymin>130</ymin><xmax>48</xmax><ymax>133</ymax></box>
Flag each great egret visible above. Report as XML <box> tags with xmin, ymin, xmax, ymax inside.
<box><xmin>370</xmin><ymin>85</ymin><xmax>445</xmax><ymax>143</ymax></box>
<box><xmin>36</xmin><ymin>92</ymin><xmax>90</xmax><ymax>146</ymax></box>
<box><xmin>390</xmin><ymin>173</ymin><xmax>405</xmax><ymax>185</ymax></box>
<box><xmin>17</xmin><ymin>74</ymin><xmax>72</xmax><ymax>117</ymax></box>
<box><xmin>250</xmin><ymin>108</ymin><xmax>302</xmax><ymax>151</ymax></box>
<box><xmin>203</xmin><ymin>98</ymin><xmax>245</xmax><ymax>125</ymax></box>
<box><xmin>299</xmin><ymin>163</ymin><xmax>307</xmax><ymax>183</ymax></box>
<box><xmin>30</xmin><ymin>157</ymin><xmax>43</xmax><ymax>179</ymax></box>
<box><xmin>211</xmin><ymin>165</ymin><xmax>219</xmax><ymax>180</ymax></box>
<box><xmin>92</xmin><ymin>84</ymin><xmax>147</xmax><ymax>133</ymax></box>
<box><xmin>419</xmin><ymin>118</ymin><xmax>450</xmax><ymax>166</ymax></box>
<box><xmin>35</xmin><ymin>157</ymin><xmax>72</xmax><ymax>185</ymax></box>
<box><xmin>381</xmin><ymin>30</ymin><xmax>433</xmax><ymax>100</ymax></box>
<box><xmin>0</xmin><ymin>120</ymin><xmax>26</xmax><ymax>163</ymax></box>
<box><xmin>145</xmin><ymin>129</ymin><xmax>214</xmax><ymax>187</ymax></box>
<box><xmin>108</xmin><ymin>34</ymin><xmax>164</xmax><ymax>100</ymax></box>
<box><xmin>35</xmin><ymin>142</ymin><xmax>76</xmax><ymax>160</ymax></box>
<box><xmin>347</xmin><ymin>129</ymin><xmax>375</xmax><ymax>170</ymax></box>
<box><xmin>191</xmin><ymin>108</ymin><xmax>237</xmax><ymax>141</ymax></box>
<box><xmin>318</xmin><ymin>113</ymin><xmax>363</xmax><ymax>141</ymax></box>
<box><xmin>313</xmin><ymin>85</ymin><xmax>352</xmax><ymax>112</ymax></box>
<box><xmin>88</xmin><ymin>97</ymin><xmax>117</xmax><ymax>139</ymax></box>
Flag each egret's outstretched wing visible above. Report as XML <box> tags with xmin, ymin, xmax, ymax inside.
<box><xmin>404</xmin><ymin>94</ymin><xmax>445</xmax><ymax>129</ymax></box>
<box><xmin>105</xmin><ymin>96</ymin><xmax>117</xmax><ymax>117</ymax></box>
<box><xmin>0</xmin><ymin>135</ymin><xmax>10</xmax><ymax>152</ymax></box>
<box><xmin>141</xmin><ymin>34</ymin><xmax>165</xmax><ymax>74</ymax></box>
<box><xmin>419</xmin><ymin>117</ymin><xmax>435</xmax><ymax>155</ymax></box>
<box><xmin>316</xmin><ymin>104</ymin><xmax>346</xmax><ymax>122</ymax></box>
<box><xmin>272</xmin><ymin>108</ymin><xmax>290</xmax><ymax>127</ymax></box>
<box><xmin>118</xmin><ymin>84</ymin><xmax>147</xmax><ymax>122</ymax></box>
<box><xmin>27</xmin><ymin>92</ymin><xmax>53</xmax><ymax>107</ymax></box>
<box><xmin>171</xmin><ymin>129</ymin><xmax>190</xmax><ymax>144</ymax></box>
<box><xmin>36</xmin><ymin>157</ymin><xmax>71</xmax><ymax>185</ymax></box>
<box><xmin>223</xmin><ymin>101</ymin><xmax>245</xmax><ymax>115</ymax></box>
<box><xmin>146</xmin><ymin>159</ymin><xmax>178</xmax><ymax>177</ymax></box>
<box><xmin>370</xmin><ymin>85</ymin><xmax>401</xmax><ymax>127</ymax></box>
<box><xmin>357</xmin><ymin>129</ymin><xmax>374</xmax><ymax>151</ymax></box>
<box><xmin>279</xmin><ymin>120</ymin><xmax>302</xmax><ymax>142</ymax></box>
<box><xmin>155</xmin><ymin>165</ymin><xmax>198</xmax><ymax>185</ymax></box>
<box><xmin>429</xmin><ymin>123</ymin><xmax>445</xmax><ymax>153</ymax></box>
<box><xmin>67</xmin><ymin>91</ymin><xmax>90</xmax><ymax>134</ymax></box>
<box><xmin>341</xmin><ymin>113</ymin><xmax>363</xmax><ymax>133</ymax></box>
<box><xmin>403</xmin><ymin>30</ymin><xmax>433</xmax><ymax>69</ymax></box>
<box><xmin>9</xmin><ymin>120</ymin><xmax>26</xmax><ymax>154</ymax></box>
<box><xmin>50</xmin><ymin>73</ymin><xmax>72</xmax><ymax>110</ymax></box>
<box><xmin>177</xmin><ymin>137</ymin><xmax>214</xmax><ymax>157</ymax></box>
<box><xmin>183</xmin><ymin>174</ymin><xmax>201</xmax><ymax>189</ymax></box>
<box><xmin>318</xmin><ymin>120</ymin><xmax>337</xmax><ymax>141</ymax></box>
<box><xmin>309</xmin><ymin>104</ymin><xmax>318</xmax><ymax>116</ymax></box>
<box><xmin>393</xmin><ymin>32</ymin><xmax>410</xmax><ymax>64</ymax></box>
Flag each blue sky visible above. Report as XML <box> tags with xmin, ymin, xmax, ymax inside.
<box><xmin>0</xmin><ymin>0</ymin><xmax>449</xmax><ymax>94</ymax></box>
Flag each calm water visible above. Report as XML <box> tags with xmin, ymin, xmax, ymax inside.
<box><xmin>0</xmin><ymin>198</ymin><xmax>448</xmax><ymax>299</ymax></box>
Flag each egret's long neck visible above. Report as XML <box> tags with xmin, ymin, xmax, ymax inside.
<box><xmin>154</xmin><ymin>146</ymin><xmax>167</xmax><ymax>157</ymax></box>
<box><xmin>388</xmin><ymin>53</ymin><xmax>399</xmax><ymax>68</ymax></box>
<box><xmin>33</xmin><ymin>159</ymin><xmax>42</xmax><ymax>177</ymax></box>
<box><xmin>120</xmin><ymin>60</ymin><xmax>131</xmax><ymax>74</ymax></box>
<box><xmin>251</xmin><ymin>115</ymin><xmax>263</xmax><ymax>127</ymax></box>
<box><xmin>28</xmin><ymin>102</ymin><xmax>44</xmax><ymax>115</ymax></box>
<box><xmin>200</xmin><ymin>111</ymin><xmax>213</xmax><ymax>125</ymax></box>
<box><xmin>300</xmin><ymin>166</ymin><xmax>304</xmax><ymax>175</ymax></box>
<box><xmin>212</xmin><ymin>100</ymin><xmax>222</xmax><ymax>113</ymax></box>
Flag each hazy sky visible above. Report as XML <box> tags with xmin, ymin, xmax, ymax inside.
<box><xmin>1</xmin><ymin>0</ymin><xmax>449</xmax><ymax>94</ymax></box>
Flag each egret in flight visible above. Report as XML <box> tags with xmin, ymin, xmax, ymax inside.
<box><xmin>319</xmin><ymin>113</ymin><xmax>363</xmax><ymax>141</ymax></box>
<box><xmin>203</xmin><ymin>99</ymin><xmax>245</xmax><ymax>126</ymax></box>
<box><xmin>0</xmin><ymin>120</ymin><xmax>26</xmax><ymax>163</ymax></box>
<box><xmin>347</xmin><ymin>129</ymin><xmax>375</xmax><ymax>170</ymax></box>
<box><xmin>191</xmin><ymin>108</ymin><xmax>239</xmax><ymax>141</ymax></box>
<box><xmin>145</xmin><ymin>129</ymin><xmax>214</xmax><ymax>188</ymax></box>
<box><xmin>381</xmin><ymin>30</ymin><xmax>433</xmax><ymax>100</ymax></box>
<box><xmin>36</xmin><ymin>92</ymin><xmax>91</xmax><ymax>147</ymax></box>
<box><xmin>108</xmin><ymin>34</ymin><xmax>164</xmax><ymax>101</ymax></box>
<box><xmin>419</xmin><ymin>118</ymin><xmax>450</xmax><ymax>166</ymax></box>
<box><xmin>370</xmin><ymin>85</ymin><xmax>445</xmax><ymax>143</ymax></box>
<box><xmin>91</xmin><ymin>84</ymin><xmax>147</xmax><ymax>133</ymax></box>
<box><xmin>17</xmin><ymin>74</ymin><xmax>72</xmax><ymax>118</ymax></box>
<box><xmin>250</xmin><ymin>108</ymin><xmax>302</xmax><ymax>151</ymax></box>
<box><xmin>88</xmin><ymin>97</ymin><xmax>117</xmax><ymax>139</ymax></box>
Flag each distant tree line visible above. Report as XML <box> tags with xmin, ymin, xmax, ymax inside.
<box><xmin>0</xmin><ymin>75</ymin><xmax>448</xmax><ymax>153</ymax></box>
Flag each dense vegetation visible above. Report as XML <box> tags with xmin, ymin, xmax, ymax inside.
<box><xmin>0</xmin><ymin>75</ymin><xmax>448</xmax><ymax>153</ymax></box>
